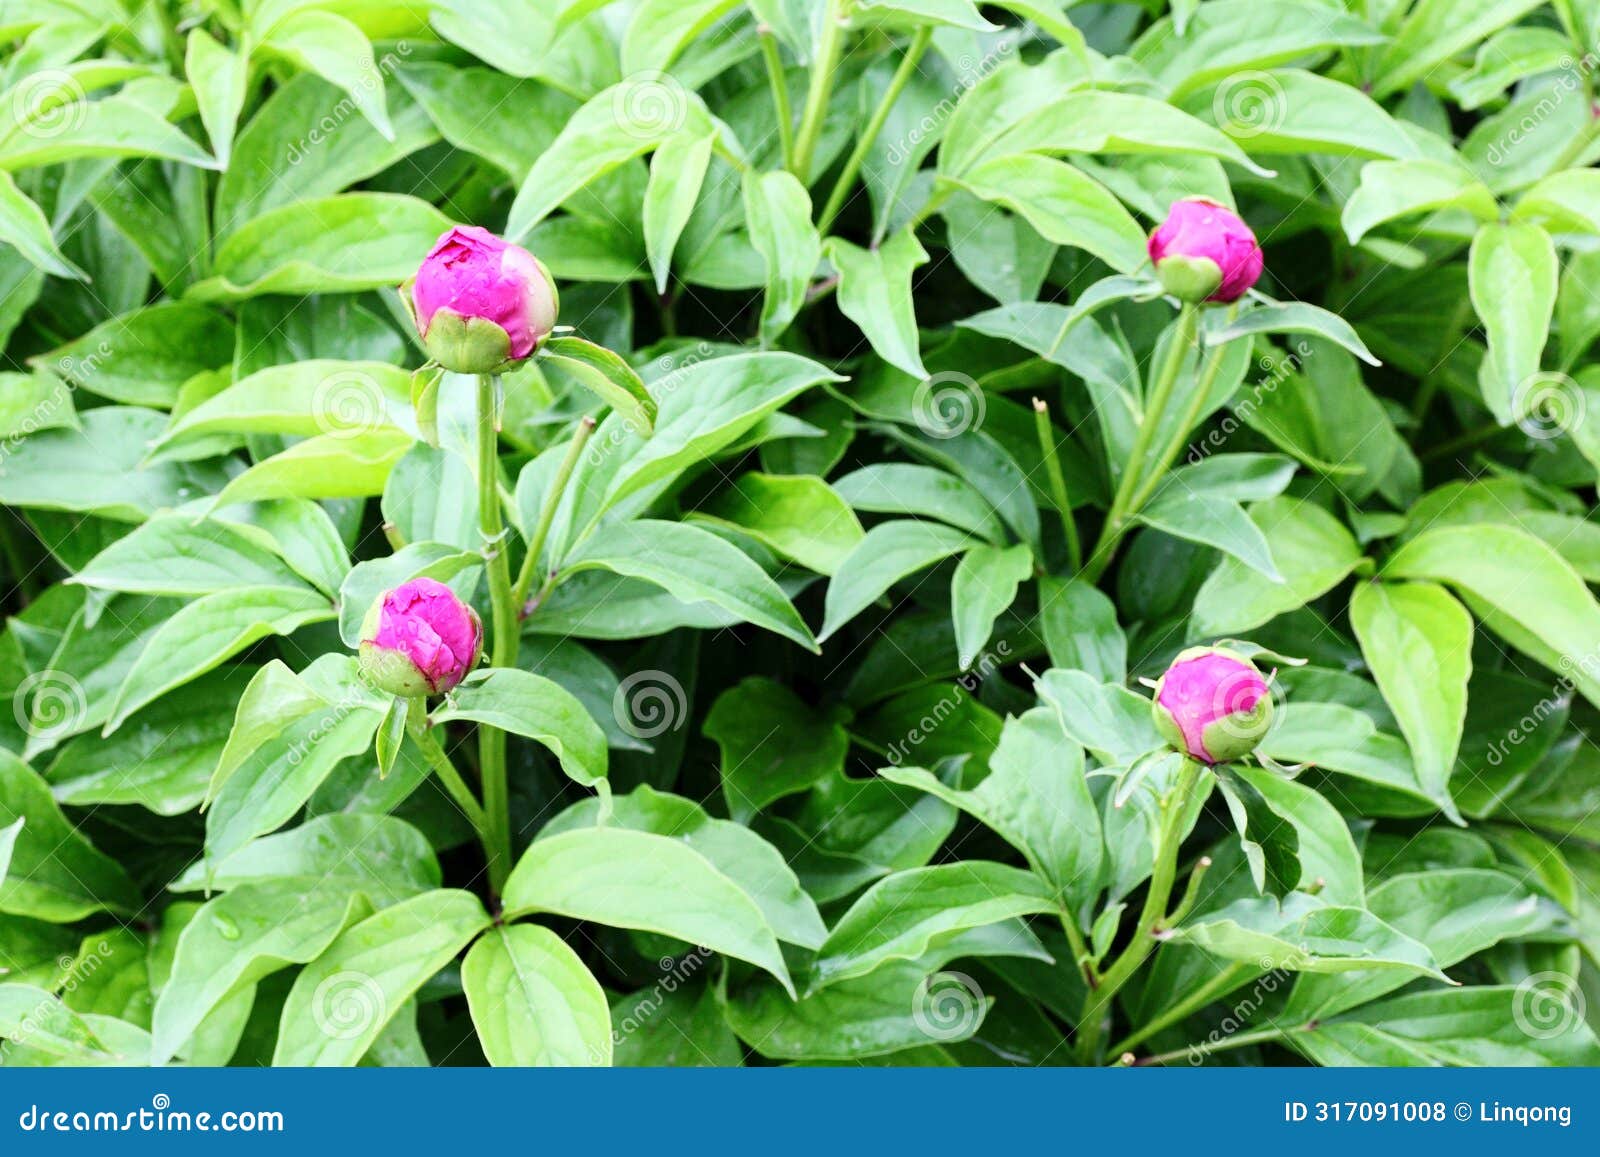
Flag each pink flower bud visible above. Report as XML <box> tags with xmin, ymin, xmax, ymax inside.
<box><xmin>357</xmin><ymin>577</ymin><xmax>482</xmax><ymax>698</ymax></box>
<box><xmin>408</xmin><ymin>225</ymin><xmax>559</xmax><ymax>374</ymax></box>
<box><xmin>1147</xmin><ymin>198</ymin><xmax>1263</xmax><ymax>304</ymax></box>
<box><xmin>1151</xmin><ymin>646</ymin><xmax>1272</xmax><ymax>764</ymax></box>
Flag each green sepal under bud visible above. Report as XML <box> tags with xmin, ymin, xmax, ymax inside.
<box><xmin>1155</xmin><ymin>253</ymin><xmax>1224</xmax><ymax>304</ymax></box>
<box><xmin>1198</xmin><ymin>693</ymin><xmax>1274</xmax><ymax>763</ymax></box>
<box><xmin>357</xmin><ymin>597</ymin><xmax>432</xmax><ymax>698</ymax></box>
<box><xmin>419</xmin><ymin>308</ymin><xmax>524</xmax><ymax>376</ymax></box>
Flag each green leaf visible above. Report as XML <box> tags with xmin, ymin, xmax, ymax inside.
<box><xmin>1469</xmin><ymin>222</ymin><xmax>1557</xmax><ymax>425</ymax></box>
<box><xmin>823</xmin><ymin>228</ymin><xmax>930</xmax><ymax>379</ymax></box>
<box><xmin>204</xmin><ymin>658</ymin><xmax>386</xmax><ymax>865</ymax></box>
<box><xmin>375</xmin><ymin>695</ymin><xmax>407</xmax><ymax>779</ymax></box>
<box><xmin>0</xmin><ymin>169</ymin><xmax>81</xmax><ymax>278</ymax></box>
<box><xmin>1205</xmin><ymin>301</ymin><xmax>1380</xmax><ymax>366</ymax></box>
<box><xmin>464</xmin><ymin>925</ymin><xmax>612</xmax><ymax>1066</ymax></box>
<box><xmin>562</xmin><ymin>519</ymin><xmax>816</xmax><ymax>650</ymax></box>
<box><xmin>106</xmin><ymin>586</ymin><xmax>336</xmax><ymax>732</ymax></box>
<box><xmin>72</xmin><ymin>513</ymin><xmax>309</xmax><ymax>598</ymax></box>
<box><xmin>260</xmin><ymin>11</ymin><xmax>393</xmax><ymax>140</ymax></box>
<box><xmin>151</xmin><ymin>360</ymin><xmax>413</xmax><ymax>460</ymax></box>
<box><xmin>1350</xmin><ymin>582</ymin><xmax>1471</xmax><ymax>821</ymax></box>
<box><xmin>744</xmin><ymin>169</ymin><xmax>821</xmax><ymax>346</ymax></box>
<box><xmin>1038</xmin><ymin>576</ymin><xmax>1126</xmax><ymax>683</ymax></box>
<box><xmin>644</xmin><ymin>127</ymin><xmax>714</xmax><ymax>294</ymax></box>
<box><xmin>44</xmin><ymin>669</ymin><xmax>244</xmax><ymax>816</ymax></box>
<box><xmin>1136</xmin><ymin>491</ymin><xmax>1281</xmax><ymax>580</ymax></box>
<box><xmin>507</xmin><ymin>78</ymin><xmax>715</xmax><ymax>238</ymax></box>
<box><xmin>185</xmin><ymin>28</ymin><xmax>248</xmax><ymax>168</ymax></box>
<box><xmin>1171</xmin><ymin>892</ymin><xmax>1445</xmax><ymax>979</ymax></box>
<box><xmin>1296</xmin><ymin>986</ymin><xmax>1600</xmax><ymax>1066</ymax></box>
<box><xmin>173</xmin><ymin>814</ymin><xmax>440</xmax><ymax>903</ymax></box>
<box><xmin>1034</xmin><ymin>668</ymin><xmax>1165</xmax><ymax>767</ymax></box>
<box><xmin>811</xmin><ymin>861</ymin><xmax>1057</xmax><ymax>989</ymax></box>
<box><xmin>538</xmin><ymin>335</ymin><xmax>656</xmax><ymax>434</ymax></box>
<box><xmin>1234</xmin><ymin>764</ymin><xmax>1364</xmax><ymax>906</ymax></box>
<box><xmin>982</xmin><ymin>91</ymin><xmax>1274</xmax><ymax>178</ymax></box>
<box><xmin>207</xmin><ymin>428</ymin><xmax>416</xmax><ymax>507</ymax></box>
<box><xmin>1285</xmin><ymin>868</ymin><xmax>1563</xmax><ymax>1021</ymax></box>
<box><xmin>0</xmin><ymin>984</ymin><xmax>116</xmax><ymax>1062</ymax></box>
<box><xmin>1131</xmin><ymin>0</ymin><xmax>1383</xmax><ymax>97</ymax></box>
<box><xmin>1374</xmin><ymin>0</ymin><xmax>1547</xmax><ymax>98</ymax></box>
<box><xmin>150</xmin><ymin>882</ymin><xmax>372</xmax><ymax>1065</ymax></box>
<box><xmin>0</xmin><ymin>92</ymin><xmax>218</xmax><ymax>171</ymax></box>
<box><xmin>612</xmin><ymin>983</ymin><xmax>741</xmax><ymax>1066</ymax></box>
<box><xmin>880</xmin><ymin>707</ymin><xmax>1103</xmax><ymax>913</ymax></box>
<box><xmin>1189</xmin><ymin>498</ymin><xmax>1362</xmax><ymax>639</ymax></box>
<box><xmin>833</xmin><ymin>464</ymin><xmax>1005</xmax><ymax>543</ymax></box>
<box><xmin>503</xmin><ymin>826</ymin><xmax>795</xmax><ymax>996</ymax></box>
<box><xmin>1189</xmin><ymin>69</ymin><xmax>1415</xmax><ymax>159</ymax></box>
<box><xmin>850</xmin><ymin>0</ymin><xmax>998</xmax><ymax>30</ymax></box>
<box><xmin>694</xmin><ymin>471</ymin><xmax>863</xmax><ymax>575</ymax></box>
<box><xmin>621</xmin><ymin>0</ymin><xmax>742</xmax><ymax>74</ymax></box>
<box><xmin>1449</xmin><ymin>26</ymin><xmax>1573</xmax><ymax>108</ymax></box>
<box><xmin>432</xmin><ymin>668</ymin><xmax>608</xmax><ymax>789</ymax></box>
<box><xmin>1384</xmin><ymin>524</ymin><xmax>1600</xmax><ymax>710</ymax></box>
<box><xmin>704</xmin><ymin>677</ymin><xmax>848</xmax><ymax>820</ymax></box>
<box><xmin>542</xmin><ymin>785</ymin><xmax>827</xmax><ymax>949</ymax></box>
<box><xmin>0</xmin><ymin>751</ymin><xmax>138</xmax><ymax>922</ymax></box>
<box><xmin>1214</xmin><ymin>766</ymin><xmax>1302</xmax><ymax>897</ymax></box>
<box><xmin>33</xmin><ymin>302</ymin><xmax>232</xmax><ymax>407</ymax></box>
<box><xmin>272</xmin><ymin>889</ymin><xmax>488</xmax><ymax>1066</ymax></box>
<box><xmin>950</xmin><ymin>543</ymin><xmax>1032</xmax><ymax>670</ymax></box>
<box><xmin>727</xmin><ymin>962</ymin><xmax>988</xmax><ymax>1060</ymax></box>
<box><xmin>949</xmin><ymin>154</ymin><xmax>1147</xmax><ymax>274</ymax></box>
<box><xmin>190</xmin><ymin>194</ymin><xmax>452</xmax><ymax>301</ymax></box>
<box><xmin>1342</xmin><ymin>160</ymin><xmax>1498</xmax><ymax>244</ymax></box>
<box><xmin>821</xmin><ymin>520</ymin><xmax>973</xmax><ymax>641</ymax></box>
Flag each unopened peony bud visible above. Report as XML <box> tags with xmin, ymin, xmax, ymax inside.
<box><xmin>406</xmin><ymin>225</ymin><xmax>558</xmax><ymax>374</ymax></box>
<box><xmin>1148</xmin><ymin>198</ymin><xmax>1263</xmax><ymax>304</ymax></box>
<box><xmin>1151</xmin><ymin>646</ymin><xmax>1272</xmax><ymax>764</ymax></box>
<box><xmin>357</xmin><ymin>577</ymin><xmax>482</xmax><ymax>698</ymax></box>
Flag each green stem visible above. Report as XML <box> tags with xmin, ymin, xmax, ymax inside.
<box><xmin>476</xmin><ymin>373</ymin><xmax>517</xmax><ymax>896</ymax></box>
<box><xmin>1032</xmin><ymin>397</ymin><xmax>1082</xmax><ymax>571</ymax></box>
<box><xmin>1125</xmin><ymin>332</ymin><xmax>1232</xmax><ymax>515</ymax></box>
<box><xmin>1110</xmin><ymin>957</ymin><xmax>1247</xmax><ymax>1057</ymax></box>
<box><xmin>816</xmin><ymin>26</ymin><xmax>931</xmax><ymax>235</ymax></box>
<box><xmin>513</xmin><ymin>416</ymin><xmax>596</xmax><ymax>616</ymax></box>
<box><xmin>1083</xmin><ymin>304</ymin><xmax>1198</xmax><ymax>583</ymax></box>
<box><xmin>1075</xmin><ymin>758</ymin><xmax>1203</xmax><ymax>1064</ymax></box>
<box><xmin>789</xmin><ymin>0</ymin><xmax>846</xmax><ymax>183</ymax></box>
<box><xmin>1133</xmin><ymin>1026</ymin><xmax>1286</xmax><ymax>1067</ymax></box>
<box><xmin>759</xmin><ymin>26</ymin><xmax>796</xmax><ymax>171</ymax></box>
<box><xmin>407</xmin><ymin>711</ymin><xmax>488</xmax><ymax>835</ymax></box>
<box><xmin>1057</xmin><ymin>912</ymin><xmax>1095</xmax><ymax>992</ymax></box>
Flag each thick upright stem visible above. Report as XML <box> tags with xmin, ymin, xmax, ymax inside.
<box><xmin>790</xmin><ymin>0</ymin><xmax>845</xmax><ymax>183</ymax></box>
<box><xmin>407</xmin><ymin>710</ymin><xmax>488</xmax><ymax>836</ymax></box>
<box><xmin>816</xmin><ymin>25</ymin><xmax>931</xmax><ymax>235</ymax></box>
<box><xmin>1083</xmin><ymin>304</ymin><xmax>1198</xmax><ymax>582</ymax></box>
<box><xmin>513</xmin><ymin>416</ymin><xmax>596</xmax><ymax>615</ymax></box>
<box><xmin>476</xmin><ymin>373</ymin><xmax>517</xmax><ymax>895</ymax></box>
<box><xmin>759</xmin><ymin>26</ymin><xmax>795</xmax><ymax>171</ymax></box>
<box><xmin>1075</xmin><ymin>759</ymin><xmax>1203</xmax><ymax>1064</ymax></box>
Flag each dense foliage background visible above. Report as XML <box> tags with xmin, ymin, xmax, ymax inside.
<box><xmin>4</xmin><ymin>0</ymin><xmax>1600</xmax><ymax>1067</ymax></box>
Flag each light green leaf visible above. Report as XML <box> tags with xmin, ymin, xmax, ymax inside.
<box><xmin>1038</xmin><ymin>576</ymin><xmax>1126</xmax><ymax>683</ymax></box>
<box><xmin>821</xmin><ymin>519</ymin><xmax>973</xmax><ymax>641</ymax></box>
<box><xmin>464</xmin><ymin>925</ymin><xmax>612</xmax><ymax>1066</ymax></box>
<box><xmin>562</xmin><ymin>519</ymin><xmax>816</xmax><ymax>650</ymax></box>
<box><xmin>431</xmin><ymin>668</ymin><xmax>608</xmax><ymax>789</ymax></box>
<box><xmin>703</xmin><ymin>678</ymin><xmax>849</xmax><ymax>820</ymax></box>
<box><xmin>504</xmin><ymin>826</ymin><xmax>795</xmax><ymax>996</ymax></box>
<box><xmin>1350</xmin><ymin>582</ymin><xmax>1472</xmax><ymax>821</ymax></box>
<box><xmin>190</xmin><ymin>193</ymin><xmax>452</xmax><ymax>301</ymax></box>
<box><xmin>950</xmin><ymin>543</ymin><xmax>1032</xmax><ymax>670</ymax></box>
<box><xmin>744</xmin><ymin>169</ymin><xmax>821</xmax><ymax>346</ymax></box>
<box><xmin>272</xmin><ymin>889</ymin><xmax>488</xmax><ymax>1066</ymax></box>
<box><xmin>1470</xmin><ymin>221</ymin><xmax>1557</xmax><ymax>425</ymax></box>
<box><xmin>0</xmin><ymin>169</ymin><xmax>80</xmax><ymax>278</ymax></box>
<box><xmin>1137</xmin><ymin>491</ymin><xmax>1281</xmax><ymax>580</ymax></box>
<box><xmin>1342</xmin><ymin>160</ymin><xmax>1498</xmax><ymax>244</ymax></box>
<box><xmin>644</xmin><ymin>127</ymin><xmax>714</xmax><ymax>294</ymax></box>
<box><xmin>950</xmin><ymin>154</ymin><xmax>1147</xmax><ymax>274</ymax></box>
<box><xmin>694</xmin><ymin>471</ymin><xmax>863</xmax><ymax>575</ymax></box>
<box><xmin>261</xmin><ymin>11</ymin><xmax>392</xmax><ymax>140</ymax></box>
<box><xmin>823</xmin><ymin>228</ymin><xmax>930</xmax><ymax>378</ymax></box>
<box><xmin>185</xmin><ymin>28</ymin><xmax>248</xmax><ymax>169</ymax></box>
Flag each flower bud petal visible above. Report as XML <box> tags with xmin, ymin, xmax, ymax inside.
<box><xmin>1148</xmin><ymin>198</ymin><xmax>1263</xmax><ymax>304</ymax></box>
<box><xmin>410</xmin><ymin>225</ymin><xmax>558</xmax><ymax>373</ymax></box>
<box><xmin>357</xmin><ymin>577</ymin><xmax>483</xmax><ymax>697</ymax></box>
<box><xmin>1151</xmin><ymin>646</ymin><xmax>1272</xmax><ymax>764</ymax></box>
